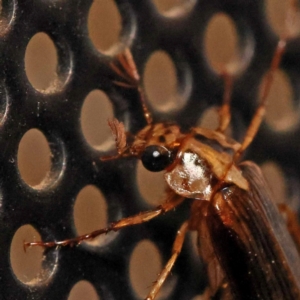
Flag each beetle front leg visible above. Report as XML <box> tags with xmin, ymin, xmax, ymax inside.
<box><xmin>24</xmin><ymin>191</ymin><xmax>184</xmax><ymax>250</ymax></box>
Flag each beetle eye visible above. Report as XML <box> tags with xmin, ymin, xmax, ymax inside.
<box><xmin>141</xmin><ymin>145</ymin><xmax>174</xmax><ymax>172</ymax></box>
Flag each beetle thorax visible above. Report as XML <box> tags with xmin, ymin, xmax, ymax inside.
<box><xmin>165</xmin><ymin>127</ymin><xmax>249</xmax><ymax>200</ymax></box>
<box><xmin>165</xmin><ymin>150</ymin><xmax>214</xmax><ymax>200</ymax></box>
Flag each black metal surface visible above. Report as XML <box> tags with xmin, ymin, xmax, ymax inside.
<box><xmin>1</xmin><ymin>0</ymin><xmax>300</xmax><ymax>299</ymax></box>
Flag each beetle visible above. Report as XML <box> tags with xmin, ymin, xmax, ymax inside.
<box><xmin>25</xmin><ymin>3</ymin><xmax>300</xmax><ymax>299</ymax></box>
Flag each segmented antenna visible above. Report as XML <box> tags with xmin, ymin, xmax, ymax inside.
<box><xmin>111</xmin><ymin>49</ymin><xmax>153</xmax><ymax>125</ymax></box>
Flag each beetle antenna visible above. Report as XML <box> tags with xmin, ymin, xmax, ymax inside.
<box><xmin>101</xmin><ymin>118</ymin><xmax>128</xmax><ymax>161</ymax></box>
<box><xmin>111</xmin><ymin>49</ymin><xmax>153</xmax><ymax>125</ymax></box>
<box><xmin>108</xmin><ymin>118</ymin><xmax>127</xmax><ymax>154</ymax></box>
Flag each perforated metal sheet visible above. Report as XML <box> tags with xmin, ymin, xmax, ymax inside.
<box><xmin>1</xmin><ymin>0</ymin><xmax>300</xmax><ymax>299</ymax></box>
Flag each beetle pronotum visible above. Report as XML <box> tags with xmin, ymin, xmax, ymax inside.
<box><xmin>25</xmin><ymin>1</ymin><xmax>300</xmax><ymax>299</ymax></box>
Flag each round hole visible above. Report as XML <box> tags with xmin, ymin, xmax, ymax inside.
<box><xmin>197</xmin><ymin>106</ymin><xmax>219</xmax><ymax>130</ymax></box>
<box><xmin>81</xmin><ymin>90</ymin><xmax>114</xmax><ymax>150</ymax></box>
<box><xmin>88</xmin><ymin>0</ymin><xmax>122</xmax><ymax>53</ymax></box>
<box><xmin>10</xmin><ymin>224</ymin><xmax>51</xmax><ymax>284</ymax></box>
<box><xmin>197</xmin><ymin>106</ymin><xmax>233</xmax><ymax>135</ymax></box>
<box><xmin>144</xmin><ymin>51</ymin><xmax>185</xmax><ymax>112</ymax></box>
<box><xmin>192</xmin><ymin>294</ymin><xmax>209</xmax><ymax>300</ymax></box>
<box><xmin>152</xmin><ymin>0</ymin><xmax>196</xmax><ymax>17</ymax></box>
<box><xmin>204</xmin><ymin>13</ymin><xmax>240</xmax><ymax>73</ymax></box>
<box><xmin>68</xmin><ymin>280</ymin><xmax>100</xmax><ymax>300</ymax></box>
<box><xmin>25</xmin><ymin>32</ymin><xmax>59</xmax><ymax>92</ymax></box>
<box><xmin>261</xmin><ymin>70</ymin><xmax>298</xmax><ymax>131</ymax></box>
<box><xmin>137</xmin><ymin>161</ymin><xmax>166</xmax><ymax>206</ymax></box>
<box><xmin>130</xmin><ymin>239</ymin><xmax>177</xmax><ymax>299</ymax></box>
<box><xmin>17</xmin><ymin>129</ymin><xmax>52</xmax><ymax>188</ymax></box>
<box><xmin>265</xmin><ymin>0</ymin><xmax>290</xmax><ymax>37</ymax></box>
<box><xmin>130</xmin><ymin>240</ymin><xmax>162</xmax><ymax>299</ymax></box>
<box><xmin>261</xmin><ymin>161</ymin><xmax>286</xmax><ymax>205</ymax></box>
<box><xmin>74</xmin><ymin>185</ymin><xmax>111</xmax><ymax>246</ymax></box>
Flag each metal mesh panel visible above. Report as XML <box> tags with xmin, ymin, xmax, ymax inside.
<box><xmin>1</xmin><ymin>0</ymin><xmax>300</xmax><ymax>299</ymax></box>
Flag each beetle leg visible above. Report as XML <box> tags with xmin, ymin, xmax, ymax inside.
<box><xmin>278</xmin><ymin>203</ymin><xmax>300</xmax><ymax>253</ymax></box>
<box><xmin>24</xmin><ymin>191</ymin><xmax>184</xmax><ymax>250</ymax></box>
<box><xmin>233</xmin><ymin>39</ymin><xmax>286</xmax><ymax>162</ymax></box>
<box><xmin>217</xmin><ymin>71</ymin><xmax>233</xmax><ymax>133</ymax></box>
<box><xmin>146</xmin><ymin>221</ymin><xmax>189</xmax><ymax>300</ymax></box>
<box><xmin>234</xmin><ymin>0</ymin><xmax>299</xmax><ymax>161</ymax></box>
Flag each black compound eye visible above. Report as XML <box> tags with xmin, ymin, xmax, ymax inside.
<box><xmin>141</xmin><ymin>145</ymin><xmax>174</xmax><ymax>172</ymax></box>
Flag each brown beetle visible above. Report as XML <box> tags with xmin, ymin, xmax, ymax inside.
<box><xmin>25</xmin><ymin>2</ymin><xmax>300</xmax><ymax>299</ymax></box>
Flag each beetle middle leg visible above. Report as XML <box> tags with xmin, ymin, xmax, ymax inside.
<box><xmin>146</xmin><ymin>221</ymin><xmax>189</xmax><ymax>300</ymax></box>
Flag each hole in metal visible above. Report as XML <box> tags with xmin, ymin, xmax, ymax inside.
<box><xmin>68</xmin><ymin>280</ymin><xmax>100</xmax><ymax>300</ymax></box>
<box><xmin>265</xmin><ymin>0</ymin><xmax>289</xmax><ymax>37</ymax></box>
<box><xmin>197</xmin><ymin>106</ymin><xmax>219</xmax><ymax>130</ymax></box>
<box><xmin>74</xmin><ymin>185</ymin><xmax>111</xmax><ymax>246</ymax></box>
<box><xmin>88</xmin><ymin>0</ymin><xmax>122</xmax><ymax>53</ymax></box>
<box><xmin>25</xmin><ymin>32</ymin><xmax>59</xmax><ymax>92</ymax></box>
<box><xmin>198</xmin><ymin>106</ymin><xmax>232</xmax><ymax>135</ymax></box>
<box><xmin>10</xmin><ymin>224</ymin><xmax>51</xmax><ymax>285</ymax></box>
<box><xmin>204</xmin><ymin>13</ymin><xmax>240</xmax><ymax>73</ymax></box>
<box><xmin>81</xmin><ymin>89</ymin><xmax>114</xmax><ymax>150</ymax></box>
<box><xmin>263</xmin><ymin>70</ymin><xmax>298</xmax><ymax>131</ymax></box>
<box><xmin>130</xmin><ymin>240</ymin><xmax>162</xmax><ymax>299</ymax></box>
<box><xmin>17</xmin><ymin>129</ymin><xmax>52</xmax><ymax>188</ymax></box>
<box><xmin>192</xmin><ymin>294</ymin><xmax>208</xmax><ymax>300</ymax></box>
<box><xmin>144</xmin><ymin>50</ymin><xmax>185</xmax><ymax>112</ymax></box>
<box><xmin>152</xmin><ymin>0</ymin><xmax>196</xmax><ymax>17</ymax></box>
<box><xmin>137</xmin><ymin>161</ymin><xmax>166</xmax><ymax>206</ymax></box>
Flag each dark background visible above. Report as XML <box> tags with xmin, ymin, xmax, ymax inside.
<box><xmin>2</xmin><ymin>0</ymin><xmax>300</xmax><ymax>299</ymax></box>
